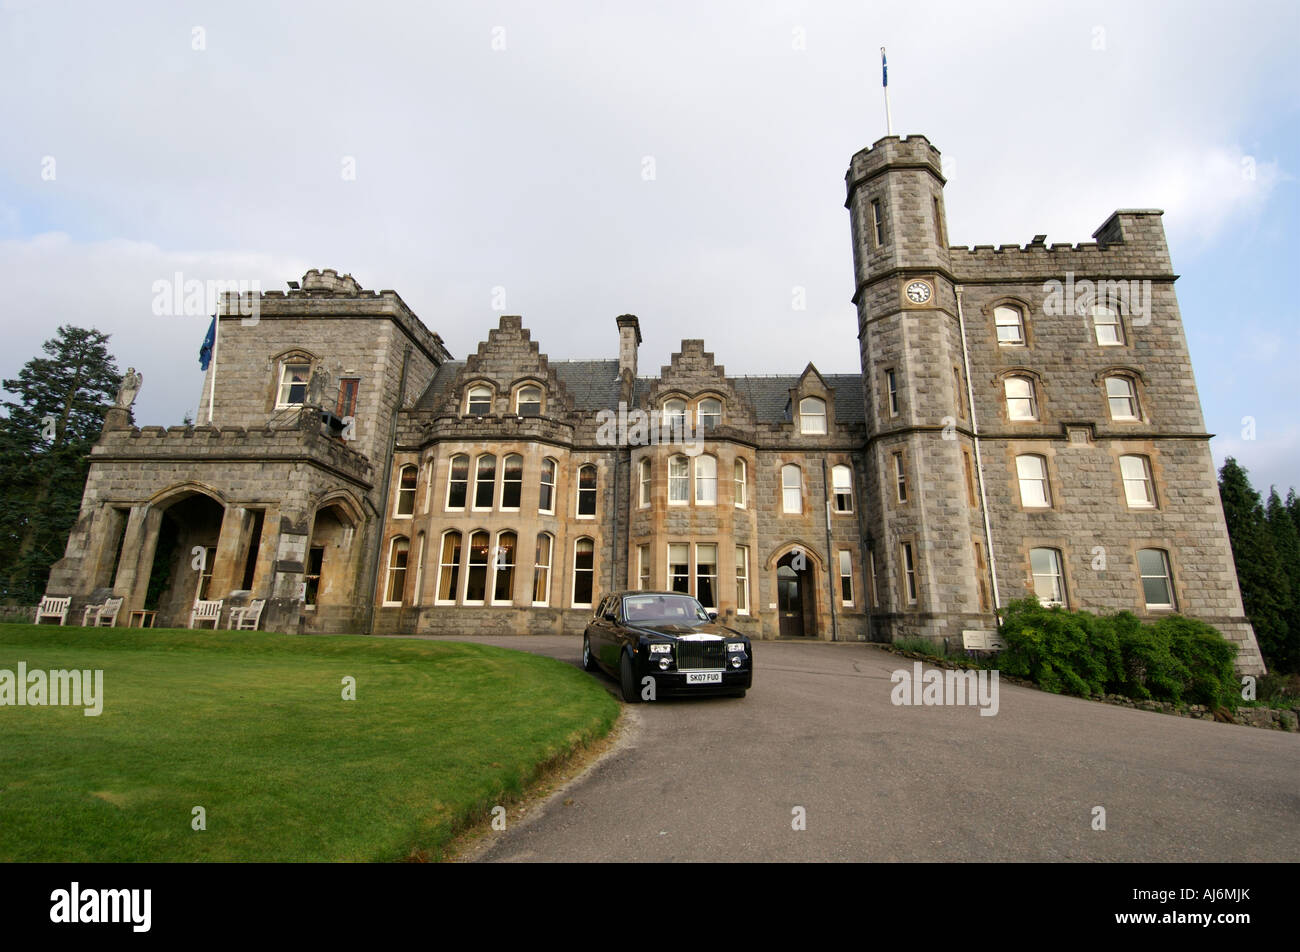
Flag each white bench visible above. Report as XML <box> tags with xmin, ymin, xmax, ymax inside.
<box><xmin>189</xmin><ymin>599</ymin><xmax>224</xmax><ymax>629</ymax></box>
<box><xmin>35</xmin><ymin>596</ymin><xmax>70</xmax><ymax>625</ymax></box>
<box><xmin>228</xmin><ymin>599</ymin><xmax>265</xmax><ymax>631</ymax></box>
<box><xmin>82</xmin><ymin>596</ymin><xmax>124</xmax><ymax>628</ymax></box>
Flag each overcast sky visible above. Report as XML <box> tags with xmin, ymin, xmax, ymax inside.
<box><xmin>1</xmin><ymin>0</ymin><xmax>1296</xmax><ymax>494</ymax></box>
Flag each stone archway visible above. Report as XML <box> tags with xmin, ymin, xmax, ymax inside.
<box><xmin>775</xmin><ymin>550</ymin><xmax>817</xmax><ymax>638</ymax></box>
<box><xmin>137</xmin><ymin>490</ymin><xmax>227</xmax><ymax>626</ymax></box>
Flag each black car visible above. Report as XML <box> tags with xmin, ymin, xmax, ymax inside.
<box><xmin>582</xmin><ymin>591</ymin><xmax>753</xmax><ymax>702</ymax></box>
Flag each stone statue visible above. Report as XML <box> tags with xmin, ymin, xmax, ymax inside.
<box><xmin>306</xmin><ymin>363</ymin><xmax>331</xmax><ymax>407</ymax></box>
<box><xmin>115</xmin><ymin>368</ymin><xmax>142</xmax><ymax>408</ymax></box>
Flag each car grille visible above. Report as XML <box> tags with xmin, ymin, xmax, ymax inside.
<box><xmin>676</xmin><ymin>641</ymin><xmax>726</xmax><ymax>670</ymax></box>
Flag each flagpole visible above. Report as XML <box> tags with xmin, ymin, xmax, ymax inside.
<box><xmin>207</xmin><ymin>309</ymin><xmax>218</xmax><ymax>423</ymax></box>
<box><xmin>881</xmin><ymin>47</ymin><xmax>893</xmax><ymax>136</ymax></box>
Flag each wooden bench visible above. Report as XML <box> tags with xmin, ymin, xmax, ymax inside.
<box><xmin>82</xmin><ymin>596</ymin><xmax>124</xmax><ymax>627</ymax></box>
<box><xmin>189</xmin><ymin>599</ymin><xmax>224</xmax><ymax>629</ymax></box>
<box><xmin>35</xmin><ymin>596</ymin><xmax>70</xmax><ymax>625</ymax></box>
<box><xmin>228</xmin><ymin>599</ymin><xmax>266</xmax><ymax>631</ymax></box>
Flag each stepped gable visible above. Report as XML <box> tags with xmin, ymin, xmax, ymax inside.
<box><xmin>642</xmin><ymin>339</ymin><xmax>759</xmax><ymax>430</ymax></box>
<box><xmin>410</xmin><ymin>315</ymin><xmax>579</xmax><ymax>417</ymax></box>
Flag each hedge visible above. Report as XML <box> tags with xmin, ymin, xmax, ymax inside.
<box><xmin>996</xmin><ymin>598</ymin><xmax>1239</xmax><ymax>708</ymax></box>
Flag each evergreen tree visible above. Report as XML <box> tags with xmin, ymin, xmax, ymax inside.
<box><xmin>1218</xmin><ymin>458</ymin><xmax>1289</xmax><ymax>671</ymax></box>
<box><xmin>0</xmin><ymin>326</ymin><xmax>122</xmax><ymax>603</ymax></box>
<box><xmin>1265</xmin><ymin>487</ymin><xmax>1300</xmax><ymax>672</ymax></box>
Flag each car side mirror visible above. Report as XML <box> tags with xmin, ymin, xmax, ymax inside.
<box><xmin>707</xmin><ymin>611</ymin><xmax>718</xmax><ymax>622</ymax></box>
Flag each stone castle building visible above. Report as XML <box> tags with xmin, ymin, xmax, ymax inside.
<box><xmin>45</xmin><ymin>134</ymin><xmax>1265</xmax><ymax>672</ymax></box>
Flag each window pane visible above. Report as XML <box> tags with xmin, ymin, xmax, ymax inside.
<box><xmin>1030</xmin><ymin>548</ymin><xmax>1063</xmax><ymax>605</ymax></box>
<box><xmin>799</xmin><ymin>398</ymin><xmax>826</xmax><ymax>434</ymax></box>
<box><xmin>493</xmin><ymin>532</ymin><xmax>516</xmax><ymax>602</ymax></box>
<box><xmin>994</xmin><ymin>306</ymin><xmax>1024</xmax><ymax>344</ymax></box>
<box><xmin>696</xmin><ymin>544</ymin><xmax>717</xmax><ymax>608</ymax></box>
<box><xmin>573</xmin><ymin>538</ymin><xmax>594</xmax><ymax>605</ymax></box>
<box><xmin>539</xmin><ymin>458</ymin><xmax>555</xmax><ymax>512</ymax></box>
<box><xmin>517</xmin><ymin>386</ymin><xmax>542</xmax><ymax>416</ymax></box>
<box><xmin>502</xmin><ymin>454</ymin><xmax>523</xmax><ymax>509</ymax></box>
<box><xmin>396</xmin><ymin>466</ymin><xmax>417</xmax><ymax>515</ymax></box>
<box><xmin>475</xmin><ymin>455</ymin><xmax>496</xmax><ymax>508</ymax></box>
<box><xmin>669</xmin><ymin>543</ymin><xmax>690</xmax><ymax>593</ymax></box>
<box><xmin>695</xmin><ymin>455</ymin><xmax>717</xmax><ymax>503</ymax></box>
<box><xmin>438</xmin><ymin>532</ymin><xmax>461</xmax><ymax>602</ymax></box>
<box><xmin>735</xmin><ymin>546</ymin><xmax>748</xmax><ymax>613</ymax></box>
<box><xmin>669</xmin><ymin>456</ymin><xmax>689</xmax><ymax>503</ymax></box>
<box><xmin>698</xmin><ymin>398</ymin><xmax>721</xmax><ymax>429</ymax></box>
<box><xmin>386</xmin><ymin>538</ymin><xmax>409</xmax><ymax>603</ymax></box>
<box><xmin>533</xmin><ymin>534</ymin><xmax>552</xmax><ymax>604</ymax></box>
<box><xmin>448</xmin><ymin>455</ymin><xmax>469</xmax><ymax>509</ymax></box>
<box><xmin>468</xmin><ymin>386</ymin><xmax>492</xmax><ymax>415</ymax></box>
<box><xmin>578</xmin><ymin>465</ymin><xmax>597</xmax><ymax>515</ymax></box>
<box><xmin>782</xmin><ymin>465</ymin><xmax>801</xmax><ymax>512</ymax></box>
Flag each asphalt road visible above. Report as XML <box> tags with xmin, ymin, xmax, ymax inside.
<box><xmin>428</xmin><ymin>636</ymin><xmax>1300</xmax><ymax>862</ymax></box>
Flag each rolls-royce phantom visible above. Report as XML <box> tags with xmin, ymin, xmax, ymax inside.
<box><xmin>582</xmin><ymin>591</ymin><xmax>753</xmax><ymax>702</ymax></box>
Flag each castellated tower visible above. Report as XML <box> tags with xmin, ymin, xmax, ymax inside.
<box><xmin>846</xmin><ymin>135</ymin><xmax>994</xmax><ymax>645</ymax></box>
<box><xmin>845</xmin><ymin>134</ymin><xmax>1264</xmax><ymax>673</ymax></box>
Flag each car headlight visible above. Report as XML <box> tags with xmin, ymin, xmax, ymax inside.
<box><xmin>730</xmin><ymin>655</ymin><xmax>743</xmax><ymax>669</ymax></box>
<box><xmin>659</xmin><ymin>658</ymin><xmax>671</xmax><ymax>670</ymax></box>
<box><xmin>648</xmin><ymin>643</ymin><xmax>672</xmax><ymax>654</ymax></box>
<box><xmin>726</xmin><ymin>642</ymin><xmax>746</xmax><ymax>653</ymax></box>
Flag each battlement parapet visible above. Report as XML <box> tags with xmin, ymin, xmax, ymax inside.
<box><xmin>215</xmin><ymin>269</ymin><xmax>452</xmax><ymax>365</ymax></box>
<box><xmin>92</xmin><ymin>418</ymin><xmax>374</xmax><ymax>484</ymax></box>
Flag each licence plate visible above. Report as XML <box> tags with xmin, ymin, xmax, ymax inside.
<box><xmin>685</xmin><ymin>671</ymin><xmax>722</xmax><ymax>685</ymax></box>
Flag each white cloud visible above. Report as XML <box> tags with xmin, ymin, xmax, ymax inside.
<box><xmin>0</xmin><ymin>233</ymin><xmax>309</xmax><ymax>426</ymax></box>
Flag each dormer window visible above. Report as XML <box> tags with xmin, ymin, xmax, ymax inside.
<box><xmin>466</xmin><ymin>385</ymin><xmax>492</xmax><ymax>416</ymax></box>
<box><xmin>277</xmin><ymin>362</ymin><xmax>311</xmax><ymax>407</ymax></box>
<box><xmin>697</xmin><ymin>398</ymin><xmax>722</xmax><ymax>430</ymax></box>
<box><xmin>799</xmin><ymin>397</ymin><xmax>827</xmax><ymax>435</ymax></box>
<box><xmin>516</xmin><ymin>385</ymin><xmax>542</xmax><ymax>417</ymax></box>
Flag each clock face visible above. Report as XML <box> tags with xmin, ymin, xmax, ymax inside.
<box><xmin>905</xmin><ymin>280</ymin><xmax>932</xmax><ymax>304</ymax></box>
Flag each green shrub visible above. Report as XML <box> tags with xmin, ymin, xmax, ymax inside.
<box><xmin>1156</xmin><ymin>615</ymin><xmax>1239</xmax><ymax>708</ymax></box>
<box><xmin>997</xmin><ymin>599</ymin><xmax>1239</xmax><ymax>707</ymax></box>
<box><xmin>998</xmin><ymin>598</ymin><xmax>1115</xmax><ymax>696</ymax></box>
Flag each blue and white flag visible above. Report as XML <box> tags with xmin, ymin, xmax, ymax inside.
<box><xmin>199</xmin><ymin>316</ymin><xmax>215</xmax><ymax>370</ymax></box>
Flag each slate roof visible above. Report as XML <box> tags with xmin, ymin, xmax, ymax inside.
<box><xmin>412</xmin><ymin>360</ymin><xmax>864</xmax><ymax>425</ymax></box>
<box><xmin>730</xmin><ymin>375</ymin><xmax>865</xmax><ymax>425</ymax></box>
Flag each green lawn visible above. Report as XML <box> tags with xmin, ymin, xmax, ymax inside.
<box><xmin>0</xmin><ymin>624</ymin><xmax>617</xmax><ymax>862</ymax></box>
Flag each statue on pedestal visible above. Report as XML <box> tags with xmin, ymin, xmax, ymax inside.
<box><xmin>115</xmin><ymin>368</ymin><xmax>142</xmax><ymax>409</ymax></box>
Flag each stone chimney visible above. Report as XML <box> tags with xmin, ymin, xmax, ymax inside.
<box><xmin>616</xmin><ymin>314</ymin><xmax>641</xmax><ymax>379</ymax></box>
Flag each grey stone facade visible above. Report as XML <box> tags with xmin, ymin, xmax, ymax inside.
<box><xmin>43</xmin><ymin>135</ymin><xmax>1264</xmax><ymax>674</ymax></box>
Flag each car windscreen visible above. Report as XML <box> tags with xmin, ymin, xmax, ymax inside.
<box><xmin>622</xmin><ymin>595</ymin><xmax>711</xmax><ymax>624</ymax></box>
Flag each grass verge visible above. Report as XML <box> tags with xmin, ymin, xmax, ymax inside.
<box><xmin>0</xmin><ymin>624</ymin><xmax>618</xmax><ymax>861</ymax></box>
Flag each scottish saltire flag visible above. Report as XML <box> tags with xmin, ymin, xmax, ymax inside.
<box><xmin>881</xmin><ymin>48</ymin><xmax>888</xmax><ymax>87</ymax></box>
<box><xmin>199</xmin><ymin>316</ymin><xmax>215</xmax><ymax>370</ymax></box>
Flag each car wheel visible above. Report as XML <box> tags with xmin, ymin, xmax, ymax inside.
<box><xmin>619</xmin><ymin>650</ymin><xmax>641</xmax><ymax>704</ymax></box>
<box><xmin>582</xmin><ymin>634</ymin><xmax>599</xmax><ymax>672</ymax></box>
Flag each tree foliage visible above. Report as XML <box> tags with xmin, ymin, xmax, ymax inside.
<box><xmin>0</xmin><ymin>325</ymin><xmax>122</xmax><ymax>603</ymax></box>
<box><xmin>1218</xmin><ymin>458</ymin><xmax>1300</xmax><ymax>673</ymax></box>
